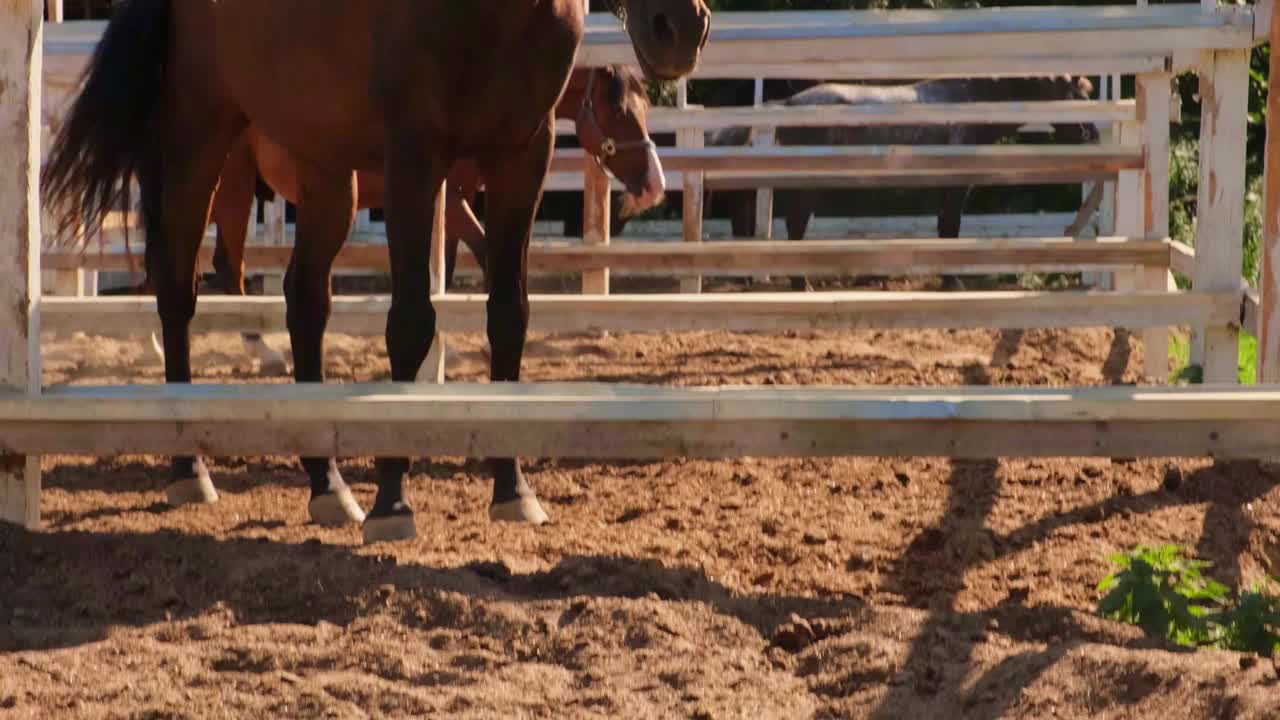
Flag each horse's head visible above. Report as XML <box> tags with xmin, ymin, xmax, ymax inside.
<box><xmin>576</xmin><ymin>66</ymin><xmax>665</xmax><ymax>217</ymax></box>
<box><xmin>998</xmin><ymin>75</ymin><xmax>1100</xmax><ymax>143</ymax></box>
<box><xmin>609</xmin><ymin>0</ymin><xmax>709</xmax><ymax>81</ymax></box>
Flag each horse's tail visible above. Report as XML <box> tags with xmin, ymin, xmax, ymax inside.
<box><xmin>41</xmin><ymin>0</ymin><xmax>172</xmax><ymax>247</ymax></box>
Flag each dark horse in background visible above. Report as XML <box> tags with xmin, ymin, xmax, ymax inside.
<box><xmin>705</xmin><ymin>76</ymin><xmax>1100</xmax><ymax>290</ymax></box>
<box><xmin>149</xmin><ymin>65</ymin><xmax>664</xmax><ymax>375</ymax></box>
<box><xmin>42</xmin><ymin>0</ymin><xmax>709</xmax><ymax>544</ymax></box>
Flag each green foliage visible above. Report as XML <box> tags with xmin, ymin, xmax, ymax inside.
<box><xmin>1167</xmin><ymin>331</ymin><xmax>1257</xmax><ymax>386</ymax></box>
<box><xmin>1210</xmin><ymin>581</ymin><xmax>1280</xmax><ymax>657</ymax></box>
<box><xmin>1097</xmin><ymin>545</ymin><xmax>1228</xmax><ymax>646</ymax></box>
<box><xmin>1098</xmin><ymin>546</ymin><xmax>1280</xmax><ymax>656</ymax></box>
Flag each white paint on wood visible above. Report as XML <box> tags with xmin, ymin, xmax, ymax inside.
<box><xmin>1</xmin><ymin>0</ymin><xmax>42</xmax><ymax>529</ymax></box>
<box><xmin>1259</xmin><ymin>0</ymin><xmax>1280</xmax><ymax>383</ymax></box>
<box><xmin>41</xmin><ymin>289</ymin><xmax>1238</xmax><ymax>338</ymax></box>
<box><xmin>419</xmin><ymin>183</ymin><xmax>447</xmax><ymax>384</ymax></box>
<box><xmin>582</xmin><ymin>157</ymin><xmax>611</xmax><ymax>294</ymax></box>
<box><xmin>1193</xmin><ymin>49</ymin><xmax>1249</xmax><ymax>383</ymax></box>
<box><xmin>677</xmin><ymin>79</ymin><xmax>704</xmax><ymax>294</ymax></box>
<box><xmin>1138</xmin><ymin>71</ymin><xmax>1174</xmax><ymax>380</ymax></box>
<box><xmin>643</xmin><ymin>100</ymin><xmax>1137</xmax><ymax>134</ymax></box>
<box><xmin>3</xmin><ymin>383</ymin><xmax>1280</xmax><ymax>459</ymax></box>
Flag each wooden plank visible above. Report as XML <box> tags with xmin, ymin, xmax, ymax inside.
<box><xmin>419</xmin><ymin>184</ymin><xmax>447</xmax><ymax>384</ymax></box>
<box><xmin>550</xmin><ymin>144</ymin><xmax>1143</xmax><ymax>175</ymax></box>
<box><xmin>582</xmin><ymin>158</ymin><xmax>611</xmax><ymax>294</ymax></box>
<box><xmin>40</xmin><ymin>289</ymin><xmax>1238</xmax><ymax>337</ymax></box>
<box><xmin>45</xmin><ymin>237</ymin><xmax>1171</xmax><ymax>276</ymax></box>
<box><xmin>3</xmin><ymin>384</ymin><xmax>1280</xmax><ymax>459</ymax></box>
<box><xmin>1193</xmin><ymin>49</ymin><xmax>1249</xmax><ymax>383</ymax></box>
<box><xmin>1260</xmin><ymin>0</ymin><xmax>1280</xmax><ymax>383</ymax></box>
<box><xmin>1169</xmin><ymin>239</ymin><xmax>1197</xmax><ymax>277</ymax></box>
<box><xmin>700</xmin><ymin>169</ymin><xmax>1119</xmax><ymax>191</ymax></box>
<box><xmin>677</xmin><ymin>80</ymin><xmax>703</xmax><ymax>293</ymax></box>
<box><xmin>751</xmin><ymin>78</ymin><xmax>774</xmax><ymax>244</ymax></box>
<box><xmin>578</xmin><ymin>5</ymin><xmax>1257</xmax><ymax>67</ymax></box>
<box><xmin>36</xmin><ymin>35</ymin><xmax>1173</xmax><ymax>86</ymax></box>
<box><xmin>682</xmin><ymin>55</ymin><xmax>1171</xmax><ymax>81</ymax></box>
<box><xmin>643</xmin><ymin>100</ymin><xmax>1138</xmax><ymax>134</ymax></box>
<box><xmin>1138</xmin><ymin>71</ymin><xmax>1174</xmax><ymax>380</ymax></box>
<box><xmin>0</xmin><ymin>0</ymin><xmax>42</xmax><ymax>530</ymax></box>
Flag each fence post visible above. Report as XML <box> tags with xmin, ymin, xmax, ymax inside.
<box><xmin>419</xmin><ymin>184</ymin><xmax>447</xmax><ymax>383</ymax></box>
<box><xmin>262</xmin><ymin>197</ymin><xmax>287</xmax><ymax>294</ymax></box>
<box><xmin>677</xmin><ymin>78</ymin><xmax>703</xmax><ymax>293</ymax></box>
<box><xmin>1137</xmin><ymin>70</ymin><xmax>1172</xmax><ymax>381</ymax></box>
<box><xmin>751</xmin><ymin>77</ymin><xmax>774</xmax><ymax>242</ymax></box>
<box><xmin>1262</xmin><ymin>1</ymin><xmax>1280</xmax><ymax>383</ymax></box>
<box><xmin>582</xmin><ymin>155</ymin><xmax>611</xmax><ymax>294</ymax></box>
<box><xmin>1192</xmin><ymin>48</ymin><xmax>1249</xmax><ymax>383</ymax></box>
<box><xmin>1</xmin><ymin>0</ymin><xmax>43</xmax><ymax>529</ymax></box>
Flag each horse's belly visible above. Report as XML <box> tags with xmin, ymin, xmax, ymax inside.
<box><xmin>212</xmin><ymin>0</ymin><xmax>383</xmax><ymax>172</ymax></box>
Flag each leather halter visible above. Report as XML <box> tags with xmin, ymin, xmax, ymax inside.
<box><xmin>579</xmin><ymin>70</ymin><xmax>655</xmax><ymax>162</ymax></box>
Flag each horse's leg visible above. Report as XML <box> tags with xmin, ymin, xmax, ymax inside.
<box><xmin>211</xmin><ymin>135</ymin><xmax>289</xmax><ymax>375</ymax></box>
<box><xmin>782</xmin><ymin>190</ymin><xmax>817</xmax><ymax>291</ymax></box>
<box><xmin>937</xmin><ymin>186</ymin><xmax>971</xmax><ymax>291</ymax></box>
<box><xmin>286</xmin><ymin>167</ymin><xmax>364</xmax><ymax>526</ymax></box>
<box><xmin>443</xmin><ymin>190</ymin><xmax>488</xmax><ymax>290</ymax></box>
<box><xmin>366</xmin><ymin>135</ymin><xmax>451</xmax><ymax>543</ymax></box>
<box><xmin>147</xmin><ymin>106</ymin><xmax>244</xmax><ymax>507</ymax></box>
<box><xmin>479</xmin><ymin>123</ymin><xmax>553</xmax><ymax>525</ymax></box>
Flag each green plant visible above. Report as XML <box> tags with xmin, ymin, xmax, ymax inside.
<box><xmin>1210</xmin><ymin>581</ymin><xmax>1280</xmax><ymax>657</ymax></box>
<box><xmin>1097</xmin><ymin>544</ymin><xmax>1229</xmax><ymax>646</ymax></box>
<box><xmin>1167</xmin><ymin>331</ymin><xmax>1256</xmax><ymax>386</ymax></box>
<box><xmin>1099</xmin><ymin>546</ymin><xmax>1280</xmax><ymax>655</ymax></box>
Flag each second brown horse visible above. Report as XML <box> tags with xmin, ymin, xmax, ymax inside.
<box><xmin>203</xmin><ymin>66</ymin><xmax>663</xmax><ymax>373</ymax></box>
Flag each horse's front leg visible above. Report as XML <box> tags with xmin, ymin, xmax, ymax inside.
<box><xmin>477</xmin><ymin>122</ymin><xmax>554</xmax><ymax>525</ymax></box>
<box><xmin>937</xmin><ymin>186</ymin><xmax>971</xmax><ymax>291</ymax></box>
<box><xmin>365</xmin><ymin>132</ymin><xmax>452</xmax><ymax>544</ymax></box>
<box><xmin>286</xmin><ymin>166</ymin><xmax>365</xmax><ymax>527</ymax></box>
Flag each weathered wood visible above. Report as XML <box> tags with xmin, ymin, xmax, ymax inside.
<box><xmin>582</xmin><ymin>158</ymin><xmax>611</xmax><ymax>294</ymax></box>
<box><xmin>45</xmin><ymin>237</ymin><xmax>1171</xmax><ymax>276</ymax></box>
<box><xmin>578</xmin><ymin>5</ymin><xmax>1256</xmax><ymax>67</ymax></box>
<box><xmin>1</xmin><ymin>0</ymin><xmax>42</xmax><ymax>530</ymax></box>
<box><xmin>1193</xmin><ymin>49</ymin><xmax>1249</xmax><ymax>383</ymax></box>
<box><xmin>1260</xmin><ymin>0</ymin><xmax>1280</xmax><ymax>383</ymax></box>
<box><xmin>41</xmin><ymin>289</ymin><xmax>1238</xmax><ymax>337</ymax></box>
<box><xmin>1140</xmin><ymin>72</ymin><xmax>1174</xmax><ymax>380</ymax></box>
<box><xmin>41</xmin><ymin>23</ymin><xmax>1174</xmax><ymax>83</ymax></box>
<box><xmin>3</xmin><ymin>383</ymin><xmax>1280</xmax><ymax>459</ymax></box>
<box><xmin>419</xmin><ymin>184</ymin><xmax>447</xmax><ymax>384</ymax></box>
<box><xmin>677</xmin><ymin>79</ymin><xmax>703</xmax><ymax>293</ymax></box>
<box><xmin>550</xmin><ymin>144</ymin><xmax>1143</xmax><ymax>175</ymax></box>
<box><xmin>643</xmin><ymin>100</ymin><xmax>1137</xmax><ymax>134</ymax></box>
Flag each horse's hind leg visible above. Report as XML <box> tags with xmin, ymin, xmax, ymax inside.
<box><xmin>212</xmin><ymin>134</ymin><xmax>288</xmax><ymax>375</ymax></box>
<box><xmin>478</xmin><ymin>121</ymin><xmax>554</xmax><ymax>526</ymax></box>
<box><xmin>146</xmin><ymin>104</ymin><xmax>245</xmax><ymax>506</ymax></box>
<box><xmin>287</xmin><ymin>166</ymin><xmax>364</xmax><ymax>526</ymax></box>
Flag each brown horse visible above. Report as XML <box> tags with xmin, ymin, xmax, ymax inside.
<box><xmin>42</xmin><ymin>0</ymin><xmax>708</xmax><ymax>544</ymax></box>
<box><xmin>188</xmin><ymin>65</ymin><xmax>663</xmax><ymax>374</ymax></box>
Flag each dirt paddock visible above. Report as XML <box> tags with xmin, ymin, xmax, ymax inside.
<box><xmin>3</xmin><ymin>321</ymin><xmax>1280</xmax><ymax>718</ymax></box>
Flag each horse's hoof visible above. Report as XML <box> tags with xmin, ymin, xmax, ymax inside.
<box><xmin>308</xmin><ymin>487</ymin><xmax>366</xmax><ymax>526</ymax></box>
<box><xmin>362</xmin><ymin>510</ymin><xmax>417</xmax><ymax>544</ymax></box>
<box><xmin>489</xmin><ymin>496</ymin><xmax>550</xmax><ymax>525</ymax></box>
<box><xmin>166</xmin><ymin>462</ymin><xmax>218</xmax><ymax>506</ymax></box>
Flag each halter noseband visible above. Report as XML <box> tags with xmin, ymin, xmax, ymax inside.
<box><xmin>580</xmin><ymin>71</ymin><xmax>655</xmax><ymax>162</ymax></box>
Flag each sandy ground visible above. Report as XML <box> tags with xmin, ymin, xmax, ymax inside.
<box><xmin>4</xmin><ymin>310</ymin><xmax>1280</xmax><ymax>718</ymax></box>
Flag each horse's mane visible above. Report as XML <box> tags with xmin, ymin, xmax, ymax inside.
<box><xmin>606</xmin><ymin>65</ymin><xmax>649</xmax><ymax>109</ymax></box>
